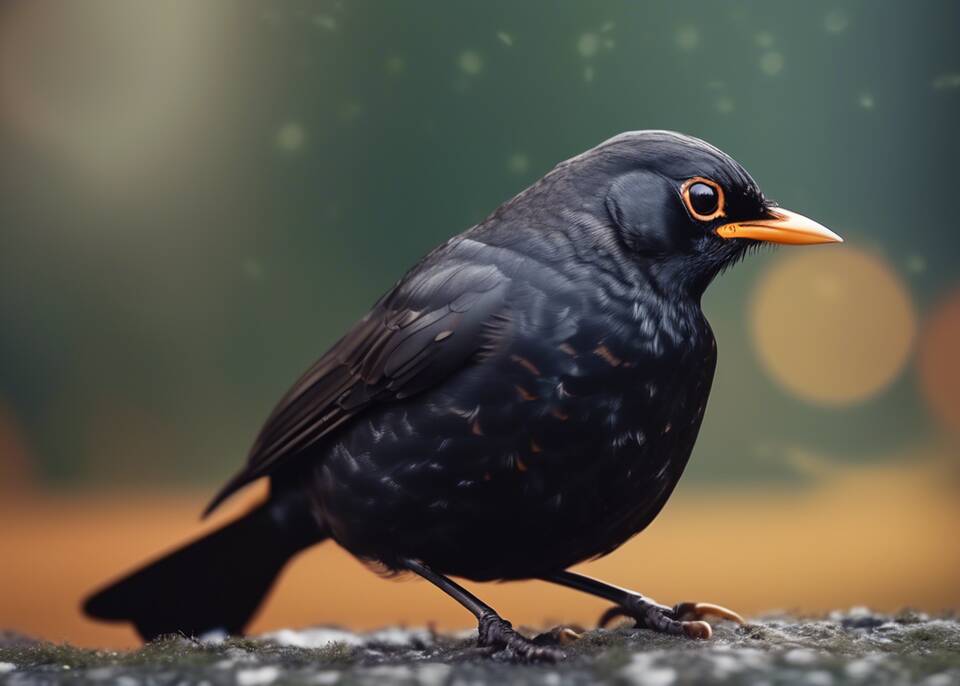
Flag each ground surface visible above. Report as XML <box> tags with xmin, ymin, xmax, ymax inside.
<box><xmin>1</xmin><ymin>610</ymin><xmax>958</xmax><ymax>685</ymax></box>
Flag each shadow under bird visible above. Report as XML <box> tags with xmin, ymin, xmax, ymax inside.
<box><xmin>85</xmin><ymin>131</ymin><xmax>842</xmax><ymax>660</ymax></box>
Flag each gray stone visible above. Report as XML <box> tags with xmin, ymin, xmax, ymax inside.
<box><xmin>1</xmin><ymin>610</ymin><xmax>958</xmax><ymax>685</ymax></box>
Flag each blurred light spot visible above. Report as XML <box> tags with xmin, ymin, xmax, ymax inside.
<box><xmin>311</xmin><ymin>14</ymin><xmax>337</xmax><ymax>31</ymax></box>
<box><xmin>385</xmin><ymin>55</ymin><xmax>406</xmax><ymax>75</ymax></box>
<box><xmin>715</xmin><ymin>95</ymin><xmax>735</xmax><ymax>115</ymax></box>
<box><xmin>507</xmin><ymin>153</ymin><xmax>529</xmax><ymax>175</ymax></box>
<box><xmin>242</xmin><ymin>258</ymin><xmax>264</xmax><ymax>280</ymax></box>
<box><xmin>750</xmin><ymin>248</ymin><xmax>916</xmax><ymax>407</ymax></box>
<box><xmin>275</xmin><ymin>122</ymin><xmax>306</xmax><ymax>152</ymax></box>
<box><xmin>584</xmin><ymin>66</ymin><xmax>595</xmax><ymax>83</ymax></box>
<box><xmin>918</xmin><ymin>288</ymin><xmax>960</xmax><ymax>433</ymax></box>
<box><xmin>496</xmin><ymin>31</ymin><xmax>514</xmax><ymax>47</ymax></box>
<box><xmin>858</xmin><ymin>92</ymin><xmax>875</xmax><ymax>110</ymax></box>
<box><xmin>261</xmin><ymin>8</ymin><xmax>282</xmax><ymax>26</ymax></box>
<box><xmin>675</xmin><ymin>26</ymin><xmax>700</xmax><ymax>51</ymax></box>
<box><xmin>824</xmin><ymin>9</ymin><xmax>850</xmax><ymax>34</ymax></box>
<box><xmin>338</xmin><ymin>101</ymin><xmax>364</xmax><ymax>123</ymax></box>
<box><xmin>755</xmin><ymin>32</ymin><xmax>775</xmax><ymax>48</ymax></box>
<box><xmin>458</xmin><ymin>50</ymin><xmax>483</xmax><ymax>75</ymax></box>
<box><xmin>600</xmin><ymin>21</ymin><xmax>616</xmax><ymax>32</ymax></box>
<box><xmin>603</xmin><ymin>38</ymin><xmax>616</xmax><ymax>50</ymax></box>
<box><xmin>0</xmin><ymin>401</ymin><xmax>34</xmax><ymax>492</ymax></box>
<box><xmin>905</xmin><ymin>255</ymin><xmax>926</xmax><ymax>275</ymax></box>
<box><xmin>932</xmin><ymin>73</ymin><xmax>960</xmax><ymax>91</ymax></box>
<box><xmin>0</xmin><ymin>2</ymin><xmax>230</xmax><ymax>186</ymax></box>
<box><xmin>759</xmin><ymin>51</ymin><xmax>784</xmax><ymax>76</ymax></box>
<box><xmin>577</xmin><ymin>33</ymin><xmax>600</xmax><ymax>58</ymax></box>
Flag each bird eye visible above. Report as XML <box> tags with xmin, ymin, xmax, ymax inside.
<box><xmin>681</xmin><ymin>177</ymin><xmax>725</xmax><ymax>222</ymax></box>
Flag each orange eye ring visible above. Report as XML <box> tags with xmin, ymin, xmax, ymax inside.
<box><xmin>680</xmin><ymin>176</ymin><xmax>726</xmax><ymax>222</ymax></box>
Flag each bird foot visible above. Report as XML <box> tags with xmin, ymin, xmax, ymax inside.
<box><xmin>598</xmin><ymin>597</ymin><xmax>745</xmax><ymax>639</ymax></box>
<box><xmin>478</xmin><ymin>614</ymin><xmax>566</xmax><ymax>662</ymax></box>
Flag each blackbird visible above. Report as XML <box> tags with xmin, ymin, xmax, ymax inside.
<box><xmin>84</xmin><ymin>131</ymin><xmax>842</xmax><ymax>660</ymax></box>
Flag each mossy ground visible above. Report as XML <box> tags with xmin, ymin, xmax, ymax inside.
<box><xmin>1</xmin><ymin>611</ymin><xmax>958</xmax><ymax>685</ymax></box>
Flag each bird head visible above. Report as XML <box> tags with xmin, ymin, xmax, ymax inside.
<box><xmin>552</xmin><ymin>131</ymin><xmax>843</xmax><ymax>298</ymax></box>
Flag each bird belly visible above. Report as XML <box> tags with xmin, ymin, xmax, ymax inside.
<box><xmin>308</xmin><ymin>339</ymin><xmax>714</xmax><ymax>581</ymax></box>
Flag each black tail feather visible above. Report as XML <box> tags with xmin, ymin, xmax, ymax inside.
<box><xmin>83</xmin><ymin>493</ymin><xmax>325</xmax><ymax>641</ymax></box>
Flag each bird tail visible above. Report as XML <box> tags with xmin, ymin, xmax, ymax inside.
<box><xmin>83</xmin><ymin>491</ymin><xmax>325</xmax><ymax>641</ymax></box>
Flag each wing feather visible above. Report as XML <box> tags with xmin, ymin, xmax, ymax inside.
<box><xmin>204</xmin><ymin>258</ymin><xmax>509</xmax><ymax>515</ymax></box>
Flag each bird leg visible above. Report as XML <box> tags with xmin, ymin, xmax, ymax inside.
<box><xmin>541</xmin><ymin>570</ymin><xmax>744</xmax><ymax>639</ymax></box>
<box><xmin>402</xmin><ymin>559</ymin><xmax>565</xmax><ymax>662</ymax></box>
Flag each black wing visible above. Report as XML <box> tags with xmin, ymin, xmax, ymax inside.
<box><xmin>204</xmin><ymin>253</ymin><xmax>511</xmax><ymax>515</ymax></box>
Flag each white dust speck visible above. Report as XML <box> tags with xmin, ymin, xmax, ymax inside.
<box><xmin>578</xmin><ymin>32</ymin><xmax>600</xmax><ymax>58</ymax></box>
<box><xmin>385</xmin><ymin>55</ymin><xmax>405</xmax><ymax>75</ymax></box>
<box><xmin>675</xmin><ymin>25</ymin><xmax>700</xmax><ymax>51</ymax></box>
<box><xmin>497</xmin><ymin>31</ymin><xmax>514</xmax><ymax>47</ymax></box>
<box><xmin>932</xmin><ymin>73</ymin><xmax>960</xmax><ymax>90</ymax></box>
<box><xmin>275</xmin><ymin>122</ymin><xmax>306</xmax><ymax>152</ymax></box>
<box><xmin>339</xmin><ymin>101</ymin><xmax>364</xmax><ymax>123</ymax></box>
<box><xmin>236</xmin><ymin>666</ymin><xmax>281</xmax><ymax>686</ymax></box>
<box><xmin>507</xmin><ymin>153</ymin><xmax>530</xmax><ymax>174</ymax></box>
<box><xmin>755</xmin><ymin>31</ymin><xmax>775</xmax><ymax>48</ymax></box>
<box><xmin>825</xmin><ymin>9</ymin><xmax>850</xmax><ymax>34</ymax></box>
<box><xmin>760</xmin><ymin>51</ymin><xmax>784</xmax><ymax>76</ymax></box>
<box><xmin>458</xmin><ymin>50</ymin><xmax>484</xmax><ymax>75</ymax></box>
<box><xmin>715</xmin><ymin>95</ymin><xmax>735</xmax><ymax>114</ymax></box>
<box><xmin>312</xmin><ymin>14</ymin><xmax>337</xmax><ymax>31</ymax></box>
<box><xmin>242</xmin><ymin>258</ymin><xmax>263</xmax><ymax>280</ymax></box>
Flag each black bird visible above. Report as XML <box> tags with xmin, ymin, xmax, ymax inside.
<box><xmin>84</xmin><ymin>131</ymin><xmax>842</xmax><ymax>659</ymax></box>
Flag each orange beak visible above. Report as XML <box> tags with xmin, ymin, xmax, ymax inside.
<box><xmin>715</xmin><ymin>208</ymin><xmax>843</xmax><ymax>245</ymax></box>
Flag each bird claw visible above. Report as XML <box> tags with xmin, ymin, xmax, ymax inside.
<box><xmin>478</xmin><ymin>614</ymin><xmax>566</xmax><ymax>662</ymax></box>
<box><xmin>597</xmin><ymin>596</ymin><xmax>744</xmax><ymax>640</ymax></box>
<box><xmin>673</xmin><ymin>601</ymin><xmax>746</xmax><ymax>626</ymax></box>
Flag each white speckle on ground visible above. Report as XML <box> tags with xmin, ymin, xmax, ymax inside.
<box><xmin>784</xmin><ymin>648</ymin><xmax>820</xmax><ymax>665</ymax></box>
<box><xmin>235</xmin><ymin>665</ymin><xmax>281</xmax><ymax>686</ymax></box>
<box><xmin>806</xmin><ymin>670</ymin><xmax>835</xmax><ymax>685</ymax></box>
<box><xmin>265</xmin><ymin>627</ymin><xmax>365</xmax><ymax>648</ymax></box>
<box><xmin>415</xmin><ymin>663</ymin><xmax>452</xmax><ymax>686</ymax></box>
<box><xmin>0</xmin><ymin>662</ymin><xmax>15</xmax><ymax>673</ymax></box>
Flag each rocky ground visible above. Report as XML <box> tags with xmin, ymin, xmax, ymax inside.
<box><xmin>1</xmin><ymin>610</ymin><xmax>958</xmax><ymax>685</ymax></box>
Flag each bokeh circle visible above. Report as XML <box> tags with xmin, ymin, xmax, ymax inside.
<box><xmin>917</xmin><ymin>288</ymin><xmax>960</xmax><ymax>433</ymax></box>
<box><xmin>750</xmin><ymin>247</ymin><xmax>916</xmax><ymax>406</ymax></box>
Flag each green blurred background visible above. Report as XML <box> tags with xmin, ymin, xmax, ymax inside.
<box><xmin>1</xmin><ymin>0</ymin><xmax>959</xmax><ymax>646</ymax></box>
<box><xmin>2</xmin><ymin>0</ymin><xmax>958</xmax><ymax>488</ymax></box>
